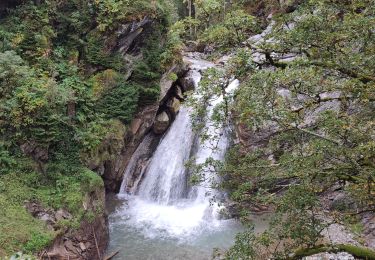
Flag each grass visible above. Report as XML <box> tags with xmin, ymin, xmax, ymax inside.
<box><xmin>0</xmin><ymin>163</ymin><xmax>104</xmax><ymax>257</ymax></box>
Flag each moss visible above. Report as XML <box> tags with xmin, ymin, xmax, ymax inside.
<box><xmin>337</xmin><ymin>244</ymin><xmax>375</xmax><ymax>260</ymax></box>
<box><xmin>167</xmin><ymin>72</ymin><xmax>178</xmax><ymax>81</ymax></box>
<box><xmin>91</xmin><ymin>69</ymin><xmax>121</xmax><ymax>99</ymax></box>
<box><xmin>291</xmin><ymin>244</ymin><xmax>375</xmax><ymax>260</ymax></box>
<box><xmin>292</xmin><ymin>245</ymin><xmax>329</xmax><ymax>258</ymax></box>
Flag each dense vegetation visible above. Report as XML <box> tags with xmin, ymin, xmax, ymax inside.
<box><xmin>0</xmin><ymin>0</ymin><xmax>179</xmax><ymax>256</ymax></box>
<box><xmin>1</xmin><ymin>0</ymin><xmax>374</xmax><ymax>258</ymax></box>
<box><xmin>186</xmin><ymin>0</ymin><xmax>375</xmax><ymax>258</ymax></box>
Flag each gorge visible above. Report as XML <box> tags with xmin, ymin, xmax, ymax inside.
<box><xmin>0</xmin><ymin>0</ymin><xmax>375</xmax><ymax>259</ymax></box>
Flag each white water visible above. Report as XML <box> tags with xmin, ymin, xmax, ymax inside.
<box><xmin>107</xmin><ymin>57</ymin><xmax>256</xmax><ymax>260</ymax></box>
<box><xmin>137</xmin><ymin>107</ymin><xmax>195</xmax><ymax>205</ymax></box>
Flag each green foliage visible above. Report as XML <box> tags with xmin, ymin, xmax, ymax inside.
<box><xmin>201</xmin><ymin>9</ymin><xmax>257</xmax><ymax>48</ymax></box>
<box><xmin>0</xmin><ymin>146</ymin><xmax>16</xmax><ymax>175</ymax></box>
<box><xmin>97</xmin><ymin>83</ymin><xmax>139</xmax><ymax>123</ymax></box>
<box><xmin>23</xmin><ymin>233</ymin><xmax>53</xmax><ymax>253</ymax></box>
<box><xmin>336</xmin><ymin>244</ymin><xmax>375</xmax><ymax>260</ymax></box>
<box><xmin>85</xmin><ymin>32</ymin><xmax>123</xmax><ymax>69</ymax></box>
<box><xmin>0</xmin><ymin>164</ymin><xmax>104</xmax><ymax>256</ymax></box>
<box><xmin>160</xmin><ymin>21</ymin><xmax>185</xmax><ymax>68</ymax></box>
<box><xmin>225</xmin><ymin>225</ymin><xmax>259</xmax><ymax>259</ymax></box>
<box><xmin>187</xmin><ymin>0</ymin><xmax>375</xmax><ymax>258</ymax></box>
<box><xmin>0</xmin><ymin>0</ymin><xmax>178</xmax><ymax>255</ymax></box>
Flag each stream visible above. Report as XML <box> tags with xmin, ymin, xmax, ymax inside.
<box><xmin>106</xmin><ymin>55</ymin><xmax>268</xmax><ymax>260</ymax></box>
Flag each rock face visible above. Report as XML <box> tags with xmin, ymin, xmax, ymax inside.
<box><xmin>20</xmin><ymin>141</ymin><xmax>49</xmax><ymax>162</ymax></box>
<box><xmin>99</xmin><ymin>57</ymin><xmax>190</xmax><ymax>192</ymax></box>
<box><xmin>174</xmin><ymin>85</ymin><xmax>184</xmax><ymax>100</ymax></box>
<box><xmin>44</xmin><ymin>215</ymin><xmax>108</xmax><ymax>260</ymax></box>
<box><xmin>159</xmin><ymin>64</ymin><xmax>189</xmax><ymax>102</ymax></box>
<box><xmin>116</xmin><ymin>17</ymin><xmax>152</xmax><ymax>55</ymax></box>
<box><xmin>153</xmin><ymin>112</ymin><xmax>170</xmax><ymax>134</ymax></box>
<box><xmin>101</xmin><ymin>103</ymin><xmax>159</xmax><ymax>192</ymax></box>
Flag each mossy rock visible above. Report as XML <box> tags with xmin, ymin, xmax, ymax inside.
<box><xmin>292</xmin><ymin>244</ymin><xmax>375</xmax><ymax>260</ymax></box>
<box><xmin>91</xmin><ymin>69</ymin><xmax>122</xmax><ymax>99</ymax></box>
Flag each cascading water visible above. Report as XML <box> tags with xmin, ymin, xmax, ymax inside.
<box><xmin>107</xmin><ymin>55</ymin><xmax>267</xmax><ymax>260</ymax></box>
<box><xmin>137</xmin><ymin>106</ymin><xmax>195</xmax><ymax>204</ymax></box>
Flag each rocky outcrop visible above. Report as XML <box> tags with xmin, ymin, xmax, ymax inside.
<box><xmin>166</xmin><ymin>97</ymin><xmax>181</xmax><ymax>117</ymax></box>
<box><xmin>159</xmin><ymin>64</ymin><xmax>189</xmax><ymax>102</ymax></box>
<box><xmin>101</xmin><ymin>103</ymin><xmax>159</xmax><ymax>192</ymax></box>
<box><xmin>362</xmin><ymin>213</ymin><xmax>375</xmax><ymax>249</ymax></box>
<box><xmin>116</xmin><ymin>17</ymin><xmax>152</xmax><ymax>56</ymax></box>
<box><xmin>153</xmin><ymin>112</ymin><xmax>170</xmax><ymax>134</ymax></box>
<box><xmin>100</xmin><ymin>58</ymin><xmax>190</xmax><ymax>192</ymax></box>
<box><xmin>25</xmin><ymin>187</ymin><xmax>108</xmax><ymax>260</ymax></box>
<box><xmin>179</xmin><ymin>70</ymin><xmax>196</xmax><ymax>92</ymax></box>
<box><xmin>44</xmin><ymin>215</ymin><xmax>108</xmax><ymax>260</ymax></box>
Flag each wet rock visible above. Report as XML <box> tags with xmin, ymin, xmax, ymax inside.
<box><xmin>179</xmin><ymin>70</ymin><xmax>196</xmax><ymax>92</ymax></box>
<box><xmin>221</xmin><ymin>201</ymin><xmax>240</xmax><ymax>218</ymax></box>
<box><xmin>160</xmin><ymin>65</ymin><xmax>178</xmax><ymax>102</ymax></box>
<box><xmin>174</xmin><ymin>85</ymin><xmax>184</xmax><ymax>100</ymax></box>
<box><xmin>153</xmin><ymin>112</ymin><xmax>170</xmax><ymax>135</ymax></box>
<box><xmin>101</xmin><ymin>103</ymin><xmax>159</xmax><ymax>192</ymax></box>
<box><xmin>167</xmin><ymin>97</ymin><xmax>181</xmax><ymax>117</ymax></box>
<box><xmin>204</xmin><ymin>45</ymin><xmax>214</xmax><ymax>54</ymax></box>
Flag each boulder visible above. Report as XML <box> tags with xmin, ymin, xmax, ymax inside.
<box><xmin>159</xmin><ymin>65</ymin><xmax>178</xmax><ymax>102</ymax></box>
<box><xmin>55</xmin><ymin>209</ymin><xmax>72</xmax><ymax>221</ymax></box>
<box><xmin>153</xmin><ymin>112</ymin><xmax>170</xmax><ymax>135</ymax></box>
<box><xmin>319</xmin><ymin>91</ymin><xmax>341</xmax><ymax>101</ymax></box>
<box><xmin>174</xmin><ymin>85</ymin><xmax>184</xmax><ymax>100</ymax></box>
<box><xmin>179</xmin><ymin>70</ymin><xmax>196</xmax><ymax>92</ymax></box>
<box><xmin>167</xmin><ymin>97</ymin><xmax>181</xmax><ymax>117</ymax></box>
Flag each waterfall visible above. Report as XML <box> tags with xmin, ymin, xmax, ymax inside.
<box><xmin>137</xmin><ymin>107</ymin><xmax>196</xmax><ymax>204</ymax></box>
<box><xmin>189</xmin><ymin>79</ymin><xmax>240</xmax><ymax>204</ymax></box>
<box><xmin>117</xmin><ymin>55</ymin><xmax>239</xmax><ymax>239</ymax></box>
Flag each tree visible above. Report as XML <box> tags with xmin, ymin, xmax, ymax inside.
<box><xmin>188</xmin><ymin>0</ymin><xmax>375</xmax><ymax>257</ymax></box>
